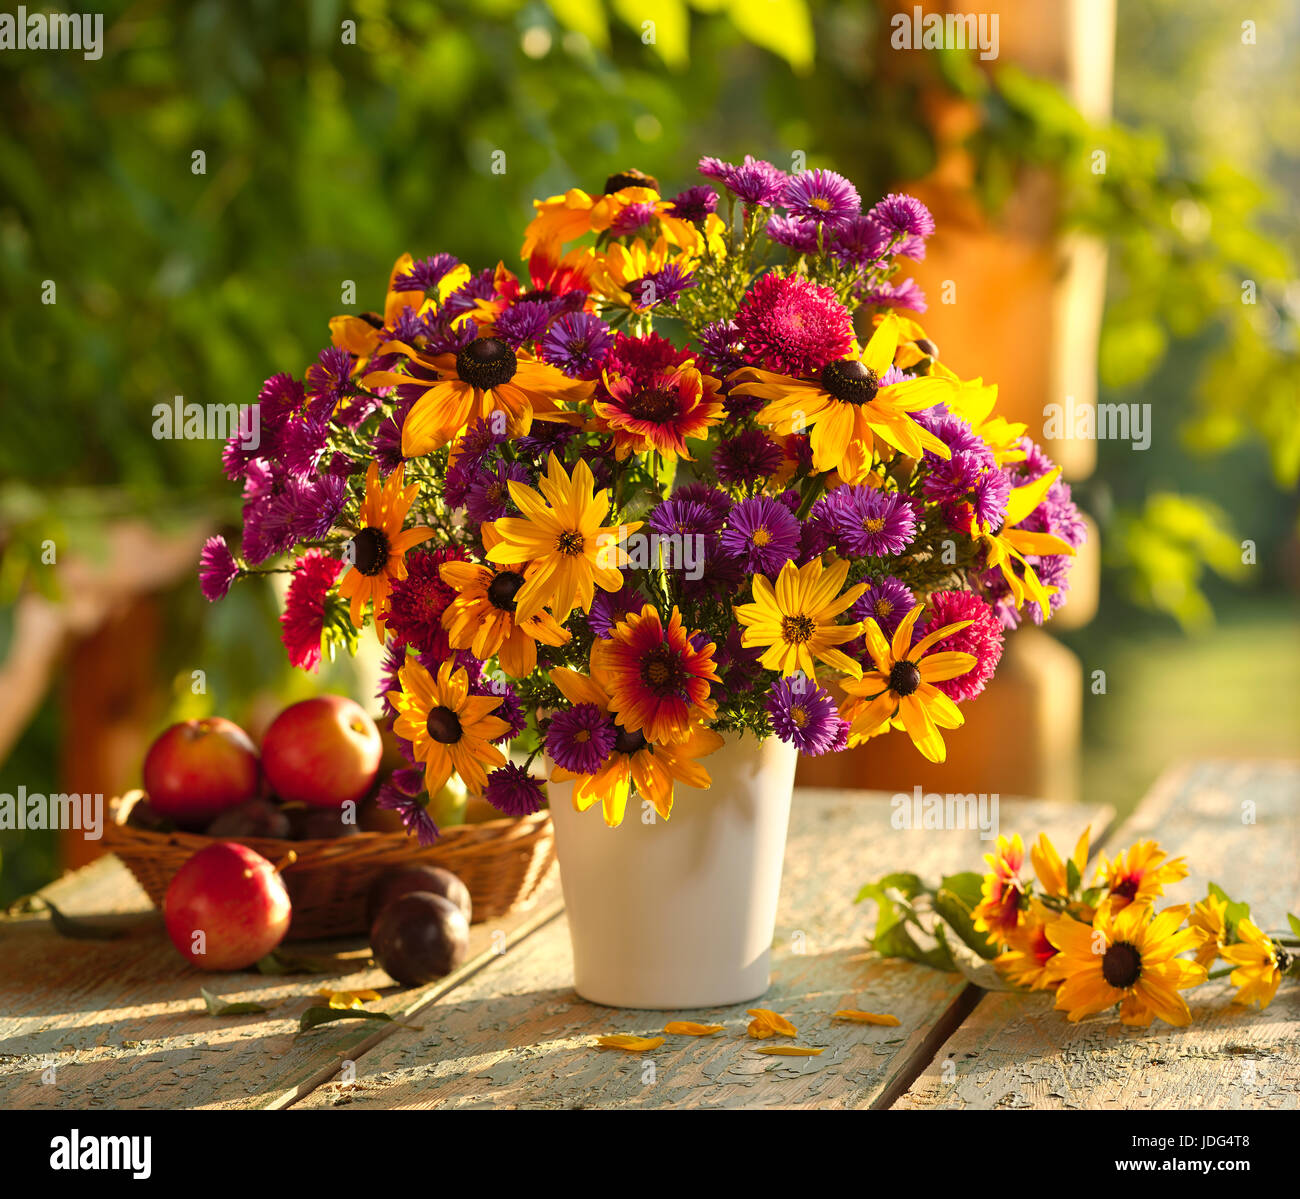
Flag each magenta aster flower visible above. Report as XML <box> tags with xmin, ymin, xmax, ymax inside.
<box><xmin>821</xmin><ymin>486</ymin><xmax>916</xmax><ymax>558</ymax></box>
<box><xmin>198</xmin><ymin>536</ymin><xmax>240</xmax><ymax>602</ymax></box>
<box><xmin>867</xmin><ymin>192</ymin><xmax>935</xmax><ymax>239</ymax></box>
<box><xmin>667</xmin><ymin>483</ymin><xmax>733</xmax><ymax>530</ymax></box>
<box><xmin>484</xmin><ymin>762</ymin><xmax>546</xmax><ymax>817</ymax></box>
<box><xmin>732</xmin><ymin>273</ymin><xmax>854</xmax><ymax>377</ymax></box>
<box><xmin>765</xmin><ymin>214</ymin><xmax>822</xmax><ymax>254</ymax></box>
<box><xmin>702</xmin><ymin>154</ymin><xmax>787</xmax><ymax>206</ymax></box>
<box><xmin>386</xmin><ymin>546</ymin><xmax>464</xmax><ymax>660</ymax></box>
<box><xmin>667</xmin><ymin>185</ymin><xmax>718</xmax><ymax>224</ymax></box>
<box><xmin>394</xmin><ymin>253</ymin><xmax>462</xmax><ymax>295</ymax></box>
<box><xmin>714</xmin><ymin>429</ymin><xmax>784</xmax><ymax>485</ymax></box>
<box><xmin>375</xmin><ymin>780</ymin><xmax>440</xmax><ymax>846</ymax></box>
<box><xmin>782</xmin><ymin>169</ymin><xmax>860</xmax><ymax>230</ymax></box>
<box><xmin>280</xmin><ymin>550</ymin><xmax>342</xmax><ymax>671</ymax></box>
<box><xmin>766</xmin><ymin>676</ymin><xmax>842</xmax><ymax>755</ymax></box>
<box><xmin>830</xmin><ymin>214</ymin><xmax>891</xmax><ymax>268</ymax></box>
<box><xmin>546</xmin><ymin>703</ymin><xmax>617</xmax><ymax>775</ymax></box>
<box><xmin>721</xmin><ymin>495</ymin><xmax>801</xmax><ymax>575</ymax></box>
<box><xmin>605</xmin><ymin>330</ymin><xmax>691</xmax><ymax>385</ymax></box>
<box><xmin>540</xmin><ymin>311</ymin><xmax>614</xmax><ymax>379</ymax></box>
<box><xmin>860</xmin><ymin>276</ymin><xmax>927</xmax><ymax>313</ymax></box>
<box><xmin>920</xmin><ymin>590</ymin><xmax>1004</xmax><ymax>702</ymax></box>
<box><xmin>609</xmin><ymin>202</ymin><xmax>660</xmax><ymax>238</ymax></box>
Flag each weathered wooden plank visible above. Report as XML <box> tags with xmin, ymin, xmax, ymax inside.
<box><xmin>0</xmin><ymin>858</ymin><xmax>560</xmax><ymax>1111</ymax></box>
<box><xmin>292</xmin><ymin>793</ymin><xmax>1111</xmax><ymax>1110</ymax></box>
<box><xmin>895</xmin><ymin>760</ymin><xmax>1300</xmax><ymax>1110</ymax></box>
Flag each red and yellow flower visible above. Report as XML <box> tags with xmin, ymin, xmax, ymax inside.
<box><xmin>994</xmin><ymin>898</ymin><xmax>1062</xmax><ymax>990</ymax></box>
<box><xmin>1221</xmin><ymin>918</ymin><xmax>1288</xmax><ymax>1010</ymax></box>
<box><xmin>592</xmin><ymin>605</ymin><xmax>720</xmax><ymax>745</ymax></box>
<box><xmin>592</xmin><ymin>363</ymin><xmax>724</xmax><ymax>460</ymax></box>
<box><xmin>1099</xmin><ymin>839</ymin><xmax>1189</xmax><ymax>911</ymax></box>
<box><xmin>548</xmin><ymin>664</ymin><xmax>723</xmax><ymax>826</ymax></box>
<box><xmin>972</xmin><ymin>833</ymin><xmax>1027</xmax><ymax>945</ymax></box>
<box><xmin>337</xmin><ymin>462</ymin><xmax>435</xmax><ymax>639</ymax></box>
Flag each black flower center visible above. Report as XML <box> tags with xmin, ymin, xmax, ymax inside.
<box><xmin>889</xmin><ymin>660</ymin><xmax>921</xmax><ymax>696</ymax></box>
<box><xmin>1113</xmin><ymin>876</ymin><xmax>1140</xmax><ymax>901</ymax></box>
<box><xmin>605</xmin><ymin>169</ymin><xmax>659</xmax><ymax>194</ymax></box>
<box><xmin>518</xmin><ymin>288</ymin><xmax>554</xmax><ymax>303</ymax></box>
<box><xmin>455</xmin><ymin>337</ymin><xmax>517</xmax><ymax>390</ymax></box>
<box><xmin>1101</xmin><ymin>941</ymin><xmax>1142</xmax><ymax>989</ymax></box>
<box><xmin>639</xmin><ymin>647</ymin><xmax>686</xmax><ymax>698</ymax></box>
<box><xmin>349</xmin><ymin>527</ymin><xmax>390</xmax><ymax>577</ymax></box>
<box><xmin>556</xmin><ymin>530</ymin><xmax>586</xmax><ymax>556</ymax></box>
<box><xmin>781</xmin><ymin>614</ymin><xmax>816</xmax><ymax>645</ymax></box>
<box><xmin>487</xmin><ymin>570</ymin><xmax>526</xmax><ymax>611</ymax></box>
<box><xmin>915</xmin><ymin>337</ymin><xmax>939</xmax><ymax>361</ymax></box>
<box><xmin>820</xmin><ymin>358</ymin><xmax>879</xmax><ymax>405</ymax></box>
<box><xmin>626</xmin><ymin>386</ymin><xmax>678</xmax><ymax>423</ymax></box>
<box><xmin>613</xmin><ymin>726</ymin><xmax>648</xmax><ymax>755</ymax></box>
<box><xmin>426</xmin><ymin>706</ymin><xmax>463</xmax><ymax>744</ymax></box>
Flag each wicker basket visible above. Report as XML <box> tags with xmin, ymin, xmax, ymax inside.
<box><xmin>103</xmin><ymin>791</ymin><xmax>557</xmax><ymax>940</ymax></box>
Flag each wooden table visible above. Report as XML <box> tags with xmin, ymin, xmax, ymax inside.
<box><xmin>2</xmin><ymin>760</ymin><xmax>1296</xmax><ymax>1110</ymax></box>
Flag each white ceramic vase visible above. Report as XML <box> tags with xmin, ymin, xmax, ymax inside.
<box><xmin>546</xmin><ymin>731</ymin><xmax>797</xmax><ymax>1009</ymax></box>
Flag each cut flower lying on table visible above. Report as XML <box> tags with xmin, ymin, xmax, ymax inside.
<box><xmin>202</xmin><ymin>154</ymin><xmax>1085</xmax><ymax>836</ymax></box>
<box><xmin>858</xmin><ymin>830</ymin><xmax>1300</xmax><ymax>1027</ymax></box>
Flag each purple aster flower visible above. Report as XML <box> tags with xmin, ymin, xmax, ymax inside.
<box><xmin>465</xmin><ymin>461</ymin><xmax>531</xmax><ymax>525</ymax></box>
<box><xmin>375</xmin><ymin>784</ymin><xmax>439</xmax><ymax>846</ymax></box>
<box><xmin>867</xmin><ymin>193</ymin><xmax>936</xmax><ymax>239</ymax></box>
<box><xmin>473</xmin><ymin>677</ymin><xmax>527</xmax><ymax>743</ymax></box>
<box><xmin>198</xmin><ymin>536</ymin><xmax>240</xmax><ymax>602</ymax></box>
<box><xmin>484</xmin><ymin>762</ymin><xmax>546</xmax><ymax>817</ymax></box>
<box><xmin>649</xmin><ymin>498</ymin><xmax>723</xmax><ymax>539</ymax></box>
<box><xmin>721</xmin><ymin>495</ymin><xmax>801</xmax><ymax>575</ymax></box>
<box><xmin>766</xmin><ymin>676</ymin><xmax>842</xmax><ymax>756</ymax></box>
<box><xmin>305</xmin><ymin>346</ymin><xmax>355</xmax><ymax>409</ymax></box>
<box><xmin>279</xmin><ymin>414</ymin><xmax>331</xmax><ymax>478</ymax></box>
<box><xmin>540</xmin><ymin>311</ymin><xmax>615</xmax><ymax>379</ymax></box>
<box><xmin>821</xmin><ymin>486</ymin><xmax>916</xmax><ymax>557</ymax></box>
<box><xmin>782</xmin><ymin>169</ymin><xmax>860</xmax><ymax>230</ymax></box>
<box><xmin>293</xmin><ymin>475</ymin><xmax>348</xmax><ymax>541</ymax></box>
<box><xmin>665</xmin><ymin>483</ymin><xmax>732</xmax><ymax>530</ymax></box>
<box><xmin>443</xmin><ymin>266</ymin><xmax>497</xmax><ymax>320</ymax></box>
<box><xmin>630</xmin><ymin>262</ymin><xmax>694</xmax><ymax>310</ymax></box>
<box><xmin>915</xmin><ymin>407</ymin><xmax>993</xmax><ymax>460</ymax></box>
<box><xmin>894</xmin><ymin>233</ymin><xmax>927</xmax><ymax>261</ymax></box>
<box><xmin>830</xmin><ymin>214</ymin><xmax>891</xmax><ymax>268</ymax></box>
<box><xmin>970</xmin><ymin>469</ymin><xmax>1012</xmax><ymax>528</ymax></box>
<box><xmin>695</xmin><ymin>319</ymin><xmax>745</xmax><ymax>377</ymax></box>
<box><xmin>850</xmin><ymin>576</ymin><xmax>916</xmax><ymax>638</ymax></box>
<box><xmin>587</xmin><ymin>586</ymin><xmax>647</xmax><ymax>638</ymax></box>
<box><xmin>370</xmin><ymin>396</ymin><xmax>415</xmax><ymax>474</ymax></box>
<box><xmin>515</xmin><ymin>420</ymin><xmax>580</xmax><ymax>460</ymax></box>
<box><xmin>697</xmin><ymin>156</ymin><xmax>731</xmax><ymax>183</ymax></box>
<box><xmin>546</xmin><ymin>703</ymin><xmax>617</xmax><ymax>775</ymax></box>
<box><xmin>667</xmin><ymin>185</ymin><xmax>718</xmax><ymax>224</ymax></box>
<box><xmin>859</xmin><ymin>276</ymin><xmax>927</xmax><ymax>313</ymax></box>
<box><xmin>442</xmin><ymin>461</ymin><xmax>473</xmax><ymax>509</ymax></box>
<box><xmin>495</xmin><ymin>299</ymin><xmax>556</xmax><ymax>348</ymax></box>
<box><xmin>766</xmin><ymin>214</ymin><xmax>823</xmax><ymax>254</ymax></box>
<box><xmin>715</xmin><ymin>625</ymin><xmax>764</xmax><ymax>695</ymax></box>
<box><xmin>393</xmin><ymin>253</ymin><xmax>462</xmax><ymax>295</ymax></box>
<box><xmin>608</xmin><ymin>202</ymin><xmax>660</xmax><ymax>238</ymax></box>
<box><xmin>703</xmin><ymin>155</ymin><xmax>786</xmax><ymax>206</ymax></box>
<box><xmin>714</xmin><ymin>429</ymin><xmax>784</xmax><ymax>485</ymax></box>
<box><xmin>452</xmin><ymin>416</ymin><xmax>508</xmax><ymax>471</ymax></box>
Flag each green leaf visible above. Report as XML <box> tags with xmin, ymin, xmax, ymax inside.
<box><xmin>612</xmin><ymin>0</ymin><xmax>690</xmax><ymax>70</ymax></box>
<box><xmin>1288</xmin><ymin>913</ymin><xmax>1300</xmax><ymax>941</ymax></box>
<box><xmin>1066</xmin><ymin>859</ymin><xmax>1082</xmax><ymax>895</ymax></box>
<box><xmin>200</xmin><ymin>987</ymin><xmax>271</xmax><ymax>1017</ymax></box>
<box><xmin>854</xmin><ymin>871</ymin><xmax>926</xmax><ymax>904</ymax></box>
<box><xmin>256</xmin><ymin>948</ymin><xmax>362</xmax><ymax>975</ymax></box>
<box><xmin>35</xmin><ymin>897</ymin><xmax>128</xmax><ymax>941</ymax></box>
<box><xmin>933</xmin><ymin>873</ymin><xmax>997</xmax><ymax>961</ymax></box>
<box><xmin>859</xmin><ymin>883</ymin><xmax>955</xmax><ymax>972</ymax></box>
<box><xmin>546</xmin><ymin>0</ymin><xmax>610</xmax><ymax>48</ymax></box>
<box><xmin>297</xmin><ymin>1006</ymin><xmax>396</xmax><ymax>1035</ymax></box>
<box><xmin>725</xmin><ymin>0</ymin><xmax>813</xmax><ymax>74</ymax></box>
<box><xmin>1208</xmin><ymin>883</ymin><xmax>1251</xmax><ymax>940</ymax></box>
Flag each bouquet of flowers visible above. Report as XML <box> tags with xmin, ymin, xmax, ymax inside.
<box><xmin>200</xmin><ymin>155</ymin><xmax>1085</xmax><ymax>839</ymax></box>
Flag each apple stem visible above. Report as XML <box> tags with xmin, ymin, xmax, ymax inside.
<box><xmin>273</xmin><ymin>849</ymin><xmax>298</xmax><ymax>875</ymax></box>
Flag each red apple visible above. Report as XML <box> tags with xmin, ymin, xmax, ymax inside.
<box><xmin>163</xmin><ymin>842</ymin><xmax>291</xmax><ymax>970</ymax></box>
<box><xmin>261</xmin><ymin>695</ymin><xmax>382</xmax><ymax>808</ymax></box>
<box><xmin>142</xmin><ymin>718</ymin><xmax>260</xmax><ymax>827</ymax></box>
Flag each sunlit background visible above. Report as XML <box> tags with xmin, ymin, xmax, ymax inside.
<box><xmin>2</xmin><ymin>0</ymin><xmax>1297</xmax><ymax>902</ymax></box>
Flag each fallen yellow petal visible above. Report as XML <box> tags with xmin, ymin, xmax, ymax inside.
<box><xmin>746</xmin><ymin>1008</ymin><xmax>797</xmax><ymax>1038</ymax></box>
<box><xmin>832</xmin><ymin>1009</ymin><xmax>901</xmax><ymax>1026</ymax></box>
<box><xmin>664</xmin><ymin>1022</ymin><xmax>724</xmax><ymax>1036</ymax></box>
<box><xmin>595</xmin><ymin>1034</ymin><xmax>665</xmax><ymax>1052</ymax></box>
<box><xmin>755</xmin><ymin>1046</ymin><xmax>824</xmax><ymax>1056</ymax></box>
<box><xmin>318</xmin><ymin>989</ymin><xmax>382</xmax><ymax>1010</ymax></box>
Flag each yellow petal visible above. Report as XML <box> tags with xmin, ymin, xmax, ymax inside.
<box><xmin>595</xmin><ymin>1034</ymin><xmax>665</xmax><ymax>1052</ymax></box>
<box><xmin>746</xmin><ymin>1008</ymin><xmax>797</xmax><ymax>1037</ymax></box>
<box><xmin>755</xmin><ymin>1046</ymin><xmax>824</xmax><ymax>1056</ymax></box>
<box><xmin>664</xmin><ymin>1022</ymin><xmax>725</xmax><ymax>1036</ymax></box>
<box><xmin>832</xmin><ymin>1009</ymin><xmax>901</xmax><ymax>1026</ymax></box>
